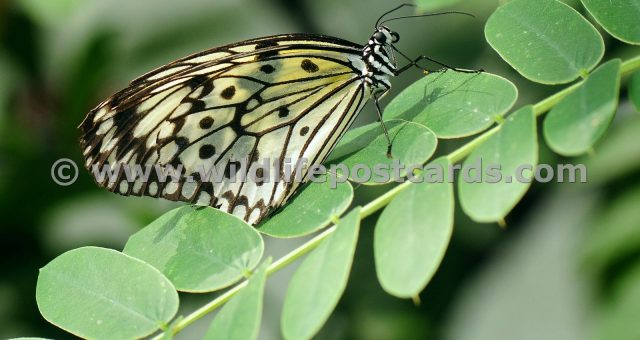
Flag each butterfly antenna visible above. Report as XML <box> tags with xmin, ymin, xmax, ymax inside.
<box><xmin>375</xmin><ymin>3</ymin><xmax>416</xmax><ymax>28</ymax></box>
<box><xmin>380</xmin><ymin>11</ymin><xmax>475</xmax><ymax>25</ymax></box>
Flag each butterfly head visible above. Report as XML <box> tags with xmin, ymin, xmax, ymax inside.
<box><xmin>361</xmin><ymin>26</ymin><xmax>399</xmax><ymax>90</ymax></box>
<box><xmin>371</xmin><ymin>26</ymin><xmax>400</xmax><ymax>46</ymax></box>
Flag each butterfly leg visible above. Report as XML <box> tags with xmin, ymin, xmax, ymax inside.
<box><xmin>393</xmin><ymin>45</ymin><xmax>483</xmax><ymax>75</ymax></box>
<box><xmin>416</xmin><ymin>55</ymin><xmax>483</xmax><ymax>74</ymax></box>
<box><xmin>396</xmin><ymin>55</ymin><xmax>483</xmax><ymax>75</ymax></box>
<box><xmin>373</xmin><ymin>90</ymin><xmax>393</xmax><ymax>158</ymax></box>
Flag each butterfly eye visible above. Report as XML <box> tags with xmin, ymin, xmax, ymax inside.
<box><xmin>390</xmin><ymin>32</ymin><xmax>400</xmax><ymax>43</ymax></box>
<box><xmin>373</xmin><ymin>31</ymin><xmax>386</xmax><ymax>43</ymax></box>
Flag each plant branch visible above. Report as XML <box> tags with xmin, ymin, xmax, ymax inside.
<box><xmin>153</xmin><ymin>54</ymin><xmax>640</xmax><ymax>339</ymax></box>
<box><xmin>152</xmin><ymin>227</ymin><xmax>337</xmax><ymax>339</ymax></box>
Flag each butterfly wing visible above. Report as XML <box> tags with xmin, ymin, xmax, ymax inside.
<box><xmin>79</xmin><ymin>34</ymin><xmax>371</xmax><ymax>224</ymax></box>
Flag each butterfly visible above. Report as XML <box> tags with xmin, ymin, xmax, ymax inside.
<box><xmin>78</xmin><ymin>4</ymin><xmax>476</xmax><ymax>225</ymax></box>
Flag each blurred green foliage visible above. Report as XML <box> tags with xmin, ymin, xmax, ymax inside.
<box><xmin>1</xmin><ymin>0</ymin><xmax>640</xmax><ymax>339</ymax></box>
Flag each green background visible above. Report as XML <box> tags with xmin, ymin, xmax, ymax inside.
<box><xmin>1</xmin><ymin>0</ymin><xmax>639</xmax><ymax>339</ymax></box>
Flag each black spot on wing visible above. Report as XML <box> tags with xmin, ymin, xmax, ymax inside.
<box><xmin>278</xmin><ymin>107</ymin><xmax>290</xmax><ymax>118</ymax></box>
<box><xmin>175</xmin><ymin>137</ymin><xmax>189</xmax><ymax>150</ymax></box>
<box><xmin>199</xmin><ymin>144</ymin><xmax>216</xmax><ymax>159</ymax></box>
<box><xmin>199</xmin><ymin>116</ymin><xmax>214</xmax><ymax>129</ymax></box>
<box><xmin>260</xmin><ymin>64</ymin><xmax>275</xmax><ymax>74</ymax></box>
<box><xmin>255</xmin><ymin>168</ymin><xmax>265</xmax><ymax>186</ymax></box>
<box><xmin>301</xmin><ymin>59</ymin><xmax>319</xmax><ymax>73</ymax></box>
<box><xmin>221</xmin><ymin>86</ymin><xmax>236</xmax><ymax>100</ymax></box>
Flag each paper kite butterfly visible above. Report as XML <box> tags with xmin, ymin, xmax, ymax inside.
<box><xmin>79</xmin><ymin>5</ymin><xmax>476</xmax><ymax>224</ymax></box>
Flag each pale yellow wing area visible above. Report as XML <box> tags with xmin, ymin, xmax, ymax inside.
<box><xmin>79</xmin><ymin>34</ymin><xmax>370</xmax><ymax>224</ymax></box>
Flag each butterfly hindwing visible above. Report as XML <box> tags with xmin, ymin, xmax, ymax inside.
<box><xmin>79</xmin><ymin>34</ymin><xmax>370</xmax><ymax>224</ymax></box>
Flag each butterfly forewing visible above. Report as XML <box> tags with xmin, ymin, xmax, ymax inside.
<box><xmin>79</xmin><ymin>34</ymin><xmax>371</xmax><ymax>224</ymax></box>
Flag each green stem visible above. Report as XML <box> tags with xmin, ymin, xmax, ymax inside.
<box><xmin>621</xmin><ymin>55</ymin><xmax>640</xmax><ymax>75</ymax></box>
<box><xmin>152</xmin><ymin>226</ymin><xmax>336</xmax><ymax>339</ymax></box>
<box><xmin>447</xmin><ymin>126</ymin><xmax>500</xmax><ymax>164</ymax></box>
<box><xmin>533</xmin><ymin>55</ymin><xmax>640</xmax><ymax>116</ymax></box>
<box><xmin>359</xmin><ymin>181</ymin><xmax>410</xmax><ymax>219</ymax></box>
<box><xmin>154</xmin><ymin>54</ymin><xmax>640</xmax><ymax>339</ymax></box>
<box><xmin>532</xmin><ymin>82</ymin><xmax>581</xmax><ymax>116</ymax></box>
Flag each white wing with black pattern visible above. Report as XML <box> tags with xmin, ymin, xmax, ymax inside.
<box><xmin>79</xmin><ymin>34</ymin><xmax>372</xmax><ymax>224</ymax></box>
